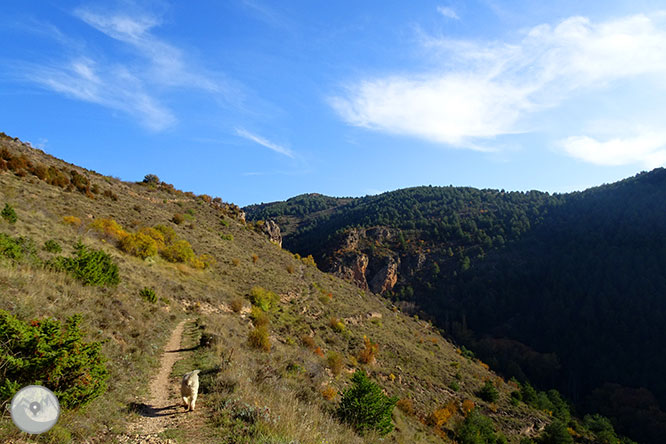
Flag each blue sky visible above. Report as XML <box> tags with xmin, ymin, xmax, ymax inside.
<box><xmin>2</xmin><ymin>1</ymin><xmax>665</xmax><ymax>206</ymax></box>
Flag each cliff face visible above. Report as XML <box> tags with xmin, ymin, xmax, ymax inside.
<box><xmin>323</xmin><ymin>227</ymin><xmax>413</xmax><ymax>296</ymax></box>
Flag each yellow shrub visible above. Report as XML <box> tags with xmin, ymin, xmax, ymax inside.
<box><xmin>89</xmin><ymin>218</ymin><xmax>128</xmax><ymax>240</ymax></box>
<box><xmin>358</xmin><ymin>335</ymin><xmax>379</xmax><ymax>364</ymax></box>
<box><xmin>251</xmin><ymin>253</ymin><xmax>259</xmax><ymax>264</ymax></box>
<box><xmin>137</xmin><ymin>226</ymin><xmax>165</xmax><ymax>247</ymax></box>
<box><xmin>329</xmin><ymin>317</ymin><xmax>345</xmax><ymax>333</ymax></box>
<box><xmin>62</xmin><ymin>215</ymin><xmax>82</xmax><ymax>227</ymax></box>
<box><xmin>427</xmin><ymin>401</ymin><xmax>457</xmax><ymax>428</ymax></box>
<box><xmin>321</xmin><ymin>385</ymin><xmax>337</xmax><ymax>401</ymax></box>
<box><xmin>119</xmin><ymin>231</ymin><xmax>159</xmax><ymax>259</ymax></box>
<box><xmin>153</xmin><ymin>225</ymin><xmax>177</xmax><ymax>245</ymax></box>
<box><xmin>161</xmin><ymin>239</ymin><xmax>195</xmax><ymax>263</ymax></box>
<box><xmin>301</xmin><ymin>254</ymin><xmax>317</xmax><ymax>267</ymax></box>
<box><xmin>197</xmin><ymin>253</ymin><xmax>216</xmax><ymax>269</ymax></box>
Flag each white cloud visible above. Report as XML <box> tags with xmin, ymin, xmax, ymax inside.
<box><xmin>235</xmin><ymin>128</ymin><xmax>295</xmax><ymax>158</ymax></box>
<box><xmin>437</xmin><ymin>6</ymin><xmax>459</xmax><ymax>20</ymax></box>
<box><xmin>560</xmin><ymin>132</ymin><xmax>666</xmax><ymax>168</ymax></box>
<box><xmin>332</xmin><ymin>13</ymin><xmax>666</xmax><ymax>164</ymax></box>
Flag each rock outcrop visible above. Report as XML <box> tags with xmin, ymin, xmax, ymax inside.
<box><xmin>369</xmin><ymin>256</ymin><xmax>399</xmax><ymax>294</ymax></box>
<box><xmin>261</xmin><ymin>220</ymin><xmax>282</xmax><ymax>247</ymax></box>
<box><xmin>329</xmin><ymin>253</ymin><xmax>369</xmax><ymax>289</ymax></box>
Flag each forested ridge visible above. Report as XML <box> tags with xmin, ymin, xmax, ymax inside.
<box><xmin>245</xmin><ymin>168</ymin><xmax>666</xmax><ymax>444</ymax></box>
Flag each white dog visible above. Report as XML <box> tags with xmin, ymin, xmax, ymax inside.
<box><xmin>181</xmin><ymin>369</ymin><xmax>201</xmax><ymax>411</ymax></box>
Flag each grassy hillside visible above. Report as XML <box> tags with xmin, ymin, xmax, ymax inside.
<box><xmin>0</xmin><ymin>132</ymin><xmax>566</xmax><ymax>444</ymax></box>
<box><xmin>245</xmin><ymin>171</ymin><xmax>666</xmax><ymax>444</ymax></box>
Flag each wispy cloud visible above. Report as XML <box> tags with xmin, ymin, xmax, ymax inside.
<box><xmin>437</xmin><ymin>6</ymin><xmax>459</xmax><ymax>20</ymax></box>
<box><xmin>332</xmin><ymin>13</ymin><xmax>666</xmax><ymax>165</ymax></box>
<box><xmin>15</xmin><ymin>3</ymin><xmax>233</xmax><ymax>131</ymax></box>
<box><xmin>25</xmin><ymin>57</ymin><xmax>176</xmax><ymax>131</ymax></box>
<box><xmin>235</xmin><ymin>128</ymin><xmax>295</xmax><ymax>158</ymax></box>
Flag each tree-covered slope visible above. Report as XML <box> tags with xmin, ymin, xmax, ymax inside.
<box><xmin>245</xmin><ymin>170</ymin><xmax>666</xmax><ymax>444</ymax></box>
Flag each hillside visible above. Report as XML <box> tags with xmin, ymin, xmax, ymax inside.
<box><xmin>245</xmin><ymin>171</ymin><xmax>666</xmax><ymax>444</ymax></box>
<box><xmin>0</xmin><ymin>132</ymin><xmax>591</xmax><ymax>444</ymax></box>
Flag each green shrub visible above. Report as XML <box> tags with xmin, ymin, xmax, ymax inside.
<box><xmin>1</xmin><ymin>203</ymin><xmax>17</xmax><ymax>224</ymax></box>
<box><xmin>337</xmin><ymin>369</ymin><xmax>398</xmax><ymax>436</ymax></box>
<box><xmin>477</xmin><ymin>380</ymin><xmax>499</xmax><ymax>402</ymax></box>
<box><xmin>249</xmin><ymin>286</ymin><xmax>278</xmax><ymax>312</ymax></box>
<box><xmin>539</xmin><ymin>420</ymin><xmax>573</xmax><ymax>444</ymax></box>
<box><xmin>220</xmin><ymin>233</ymin><xmax>234</xmax><ymax>241</ymax></box>
<box><xmin>143</xmin><ymin>174</ymin><xmax>160</xmax><ymax>185</ymax></box>
<box><xmin>456</xmin><ymin>410</ymin><xmax>507</xmax><ymax>444</ymax></box>
<box><xmin>140</xmin><ymin>287</ymin><xmax>157</xmax><ymax>303</ymax></box>
<box><xmin>50</xmin><ymin>242</ymin><xmax>119</xmax><ymax>286</ymax></box>
<box><xmin>0</xmin><ymin>310</ymin><xmax>108</xmax><ymax>408</ymax></box>
<box><xmin>43</xmin><ymin>239</ymin><xmax>62</xmax><ymax>253</ymax></box>
<box><xmin>0</xmin><ymin>232</ymin><xmax>36</xmax><ymax>261</ymax></box>
<box><xmin>449</xmin><ymin>380</ymin><xmax>460</xmax><ymax>392</ymax></box>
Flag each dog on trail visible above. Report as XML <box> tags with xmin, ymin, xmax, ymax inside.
<box><xmin>181</xmin><ymin>369</ymin><xmax>201</xmax><ymax>411</ymax></box>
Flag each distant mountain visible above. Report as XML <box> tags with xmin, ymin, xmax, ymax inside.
<box><xmin>245</xmin><ymin>169</ymin><xmax>666</xmax><ymax>444</ymax></box>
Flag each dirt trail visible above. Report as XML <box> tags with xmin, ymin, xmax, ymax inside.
<box><xmin>119</xmin><ymin>319</ymin><xmax>206</xmax><ymax>443</ymax></box>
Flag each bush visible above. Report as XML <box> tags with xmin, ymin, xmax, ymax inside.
<box><xmin>477</xmin><ymin>380</ymin><xmax>499</xmax><ymax>402</ymax></box>
<box><xmin>327</xmin><ymin>351</ymin><xmax>344</xmax><ymax>376</ymax></box>
<box><xmin>249</xmin><ymin>286</ymin><xmax>278</xmax><ymax>312</ymax></box>
<box><xmin>50</xmin><ymin>242</ymin><xmax>119</xmax><ymax>286</ymax></box>
<box><xmin>337</xmin><ymin>369</ymin><xmax>398</xmax><ymax>436</ymax></box>
<box><xmin>1</xmin><ymin>203</ymin><xmax>17</xmax><ymax>224</ymax></box>
<box><xmin>143</xmin><ymin>174</ymin><xmax>160</xmax><ymax>185</ymax></box>
<box><xmin>0</xmin><ymin>310</ymin><xmax>108</xmax><ymax>408</ymax></box>
<box><xmin>456</xmin><ymin>410</ymin><xmax>506</xmax><ymax>444</ymax></box>
<box><xmin>140</xmin><ymin>287</ymin><xmax>157</xmax><ymax>303</ymax></box>
<box><xmin>322</xmin><ymin>385</ymin><xmax>337</xmax><ymax>401</ymax></box>
<box><xmin>89</xmin><ymin>218</ymin><xmax>128</xmax><ymax>241</ymax></box>
<box><xmin>427</xmin><ymin>401</ymin><xmax>457</xmax><ymax>428</ymax></box>
<box><xmin>251</xmin><ymin>253</ymin><xmax>259</xmax><ymax>264</ymax></box>
<box><xmin>249</xmin><ymin>306</ymin><xmax>270</xmax><ymax>328</ymax></box>
<box><xmin>172</xmin><ymin>213</ymin><xmax>185</xmax><ymax>225</ymax></box>
<box><xmin>220</xmin><ymin>233</ymin><xmax>233</xmax><ymax>241</ymax></box>
<box><xmin>230</xmin><ymin>298</ymin><xmax>244</xmax><ymax>313</ymax></box>
<box><xmin>0</xmin><ymin>233</ymin><xmax>36</xmax><ymax>261</ymax></box>
<box><xmin>248</xmin><ymin>326</ymin><xmax>270</xmax><ymax>352</ymax></box>
<box><xmin>539</xmin><ymin>420</ymin><xmax>573</xmax><ymax>444</ymax></box>
<box><xmin>358</xmin><ymin>336</ymin><xmax>379</xmax><ymax>364</ymax></box>
<box><xmin>329</xmin><ymin>317</ymin><xmax>345</xmax><ymax>333</ymax></box>
<box><xmin>161</xmin><ymin>239</ymin><xmax>195</xmax><ymax>263</ymax></box>
<box><xmin>43</xmin><ymin>239</ymin><xmax>62</xmax><ymax>253</ymax></box>
<box><xmin>449</xmin><ymin>380</ymin><xmax>460</xmax><ymax>392</ymax></box>
<box><xmin>119</xmin><ymin>231</ymin><xmax>159</xmax><ymax>259</ymax></box>
<box><xmin>62</xmin><ymin>215</ymin><xmax>82</xmax><ymax>227</ymax></box>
